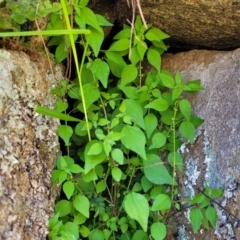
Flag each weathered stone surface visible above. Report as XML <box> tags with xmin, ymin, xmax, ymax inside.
<box><xmin>91</xmin><ymin>0</ymin><xmax>240</xmax><ymax>50</ymax></box>
<box><xmin>162</xmin><ymin>49</ymin><xmax>240</xmax><ymax>239</ymax></box>
<box><xmin>0</xmin><ymin>49</ymin><xmax>62</xmax><ymax>240</ymax></box>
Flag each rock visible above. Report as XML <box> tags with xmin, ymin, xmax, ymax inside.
<box><xmin>162</xmin><ymin>49</ymin><xmax>240</xmax><ymax>239</ymax></box>
<box><xmin>0</xmin><ymin>49</ymin><xmax>62</xmax><ymax>240</ymax></box>
<box><xmin>90</xmin><ymin>0</ymin><xmax>240</xmax><ymax>50</ymax></box>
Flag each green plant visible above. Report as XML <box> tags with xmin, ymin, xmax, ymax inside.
<box><xmin>189</xmin><ymin>186</ymin><xmax>223</xmax><ymax>233</ymax></box>
<box><xmin>0</xmin><ymin>0</ymin><xmax>224</xmax><ymax>239</ymax></box>
<box><xmin>0</xmin><ymin>0</ymin><xmax>61</xmax><ymax>31</ymax></box>
<box><xmin>38</xmin><ymin>3</ymin><xmax>220</xmax><ymax>239</ymax></box>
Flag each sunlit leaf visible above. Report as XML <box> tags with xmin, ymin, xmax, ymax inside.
<box><xmin>124</xmin><ymin>192</ymin><xmax>149</xmax><ymax>232</ymax></box>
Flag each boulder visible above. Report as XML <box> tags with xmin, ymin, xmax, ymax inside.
<box><xmin>162</xmin><ymin>49</ymin><xmax>240</xmax><ymax>239</ymax></box>
<box><xmin>0</xmin><ymin>49</ymin><xmax>62</xmax><ymax>240</ymax></box>
<box><xmin>91</xmin><ymin>0</ymin><xmax>240</xmax><ymax>50</ymax></box>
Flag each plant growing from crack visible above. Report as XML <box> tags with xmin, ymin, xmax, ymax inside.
<box><xmin>0</xmin><ymin>0</ymin><xmax>224</xmax><ymax>239</ymax></box>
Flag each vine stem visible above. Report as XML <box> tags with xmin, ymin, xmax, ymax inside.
<box><xmin>60</xmin><ymin>0</ymin><xmax>91</xmax><ymax>141</ymax></box>
<box><xmin>164</xmin><ymin>100</ymin><xmax>178</xmax><ymax>223</ymax></box>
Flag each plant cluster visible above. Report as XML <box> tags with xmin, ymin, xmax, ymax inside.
<box><xmin>0</xmin><ymin>0</ymin><xmax>61</xmax><ymax>31</ymax></box>
<box><xmin>0</xmin><ymin>0</ymin><xmax>224</xmax><ymax>239</ymax></box>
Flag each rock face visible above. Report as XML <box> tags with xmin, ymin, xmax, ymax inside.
<box><xmin>0</xmin><ymin>49</ymin><xmax>62</xmax><ymax>240</ymax></box>
<box><xmin>162</xmin><ymin>49</ymin><xmax>240</xmax><ymax>239</ymax></box>
<box><xmin>141</xmin><ymin>0</ymin><xmax>240</xmax><ymax>50</ymax></box>
<box><xmin>91</xmin><ymin>0</ymin><xmax>240</xmax><ymax>50</ymax></box>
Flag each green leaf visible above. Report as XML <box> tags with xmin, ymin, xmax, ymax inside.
<box><xmin>111</xmin><ymin>148</ymin><xmax>124</xmax><ymax>165</ymax></box>
<box><xmin>114</xmin><ymin>28</ymin><xmax>131</xmax><ymax>39</ymax></box>
<box><xmin>83</xmin><ymin>171</ymin><xmax>98</xmax><ymax>185</ymax></box>
<box><xmin>130</xmin><ymin>46</ymin><xmax>141</xmax><ymax>65</ymax></box>
<box><xmin>211</xmin><ymin>188</ymin><xmax>224</xmax><ymax>198</ymax></box>
<box><xmin>106</xmin><ymin>51</ymin><xmax>126</xmax><ymax>77</ymax></box>
<box><xmin>98</xmin><ymin>118</ymin><xmax>109</xmax><ymax>126</ymax></box>
<box><xmin>144</xmin><ymin>114</ymin><xmax>158</xmax><ymax>139</ymax></box>
<box><xmin>132</xmin><ymin>182</ymin><xmax>142</xmax><ymax>192</ymax></box>
<box><xmin>179</xmin><ymin>99</ymin><xmax>191</xmax><ymax>121</ymax></box>
<box><xmin>75</xmin><ymin>121</ymin><xmax>92</xmax><ymax>136</ymax></box>
<box><xmin>152</xmin><ymin>194</ymin><xmax>171</xmax><ymax>211</ymax></box>
<box><xmin>73</xmin><ymin>194</ymin><xmax>90</xmax><ymax>218</ymax></box>
<box><xmin>149</xmin><ymin>132</ymin><xmax>167</xmax><ymax>150</ymax></box>
<box><xmin>175</xmin><ymin>71</ymin><xmax>182</xmax><ymax>85</ymax></box>
<box><xmin>87</xmin><ymin>141</ymin><xmax>103</xmax><ymax>155</ymax></box>
<box><xmin>111</xmin><ymin>167</ymin><xmax>122</xmax><ymax>182</ymax></box>
<box><xmin>118</xmin><ymin>85</ymin><xmax>139</xmax><ymax>99</ymax></box>
<box><xmin>190</xmin><ymin>115</ymin><xmax>204</xmax><ymax>127</ymax></box>
<box><xmin>55</xmin><ymin>200</ymin><xmax>72</xmax><ymax>217</ymax></box>
<box><xmin>84</xmin><ymin>140</ymin><xmax>107</xmax><ymax>173</ymax></box>
<box><xmin>147</xmin><ymin>49</ymin><xmax>161</xmax><ymax>71</ymax></box>
<box><xmin>63</xmin><ymin>181</ymin><xmax>75</xmax><ymax>200</ymax></box>
<box><xmin>120</xmin><ymin>64</ymin><xmax>138</xmax><ymax>85</ymax></box>
<box><xmin>124</xmin><ymin>192</ymin><xmax>149</xmax><ymax>232</ymax></box>
<box><xmin>79</xmin><ymin>0</ymin><xmax>89</xmax><ymax>7</ymax></box>
<box><xmin>58</xmin><ymin>125</ymin><xmax>73</xmax><ymax>146</ymax></box>
<box><xmin>87</xmin><ymin>26</ymin><xmax>104</xmax><ymax>56</ymax></box>
<box><xmin>63</xmin><ymin>222</ymin><xmax>79</xmax><ymax>240</ymax></box>
<box><xmin>96</xmin><ymin>181</ymin><xmax>107</xmax><ymax>193</ymax></box>
<box><xmin>145</xmin><ymin>99</ymin><xmax>169</xmax><ymax>112</ymax></box>
<box><xmin>141</xmin><ymin>175</ymin><xmax>153</xmax><ymax>193</ymax></box>
<box><xmin>55</xmin><ymin>42</ymin><xmax>68</xmax><ymax>63</ymax></box>
<box><xmin>132</xmin><ymin>230</ymin><xmax>149</xmax><ymax>240</ymax></box>
<box><xmin>179</xmin><ymin>121</ymin><xmax>195</xmax><ymax>143</ymax></box>
<box><xmin>172</xmin><ymin>87</ymin><xmax>182</xmax><ymax>100</ymax></box>
<box><xmin>79</xmin><ymin>225</ymin><xmax>90</xmax><ymax>237</ymax></box>
<box><xmin>108</xmin><ymin>39</ymin><xmax>130</xmax><ymax>52</ymax></box>
<box><xmin>95</xmin><ymin>14</ymin><xmax>113</xmax><ymax>26</ymax></box>
<box><xmin>146</xmin><ymin>28</ymin><xmax>169</xmax><ymax>41</ymax></box>
<box><xmin>69</xmin><ymin>164</ymin><xmax>84</xmax><ymax>173</ymax></box>
<box><xmin>190</xmin><ymin>208</ymin><xmax>203</xmax><ymax>233</ymax></box>
<box><xmin>205</xmin><ymin>206</ymin><xmax>217</xmax><ymax>227</ymax></box>
<box><xmin>82</xmin><ymin>7</ymin><xmax>101</xmax><ymax>31</ymax></box>
<box><xmin>137</xmin><ymin>41</ymin><xmax>147</xmax><ymax>60</ymax></box>
<box><xmin>91</xmin><ymin>59</ymin><xmax>110</xmax><ymax>88</ymax></box>
<box><xmin>55</xmin><ymin>99</ymin><xmax>68</xmax><ymax>112</ymax></box>
<box><xmin>82</xmin><ymin>83</ymin><xmax>100</xmax><ymax>109</ymax></box>
<box><xmin>167</xmin><ymin>152</ymin><xmax>183</xmax><ymax>172</ymax></box>
<box><xmin>58</xmin><ymin>171</ymin><xmax>67</xmax><ymax>184</ymax></box>
<box><xmin>150</xmin><ymin>222</ymin><xmax>166</xmax><ymax>240</ymax></box>
<box><xmin>159</xmin><ymin>73</ymin><xmax>175</xmax><ymax>88</ymax></box>
<box><xmin>190</xmin><ymin>193</ymin><xmax>205</xmax><ymax>205</ymax></box>
<box><xmin>89</xmin><ymin>229</ymin><xmax>104</xmax><ymax>240</ymax></box>
<box><xmin>121</xmin><ymin>126</ymin><xmax>146</xmax><ymax>160</ymax></box>
<box><xmin>124</xmin><ymin>99</ymin><xmax>145</xmax><ymax>129</ymax></box>
<box><xmin>144</xmin><ymin>154</ymin><xmax>176</xmax><ymax>185</ymax></box>
<box><xmin>36</xmin><ymin>106</ymin><xmax>81</xmax><ymax>122</ymax></box>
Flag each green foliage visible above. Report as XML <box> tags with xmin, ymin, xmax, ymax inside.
<box><xmin>190</xmin><ymin>185</ymin><xmax>223</xmax><ymax>233</ymax></box>
<box><xmin>0</xmin><ymin>0</ymin><xmax>223</xmax><ymax>238</ymax></box>
<box><xmin>0</xmin><ymin>0</ymin><xmax>61</xmax><ymax>31</ymax></box>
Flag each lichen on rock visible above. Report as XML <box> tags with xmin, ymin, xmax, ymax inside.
<box><xmin>0</xmin><ymin>49</ymin><xmax>62</xmax><ymax>240</ymax></box>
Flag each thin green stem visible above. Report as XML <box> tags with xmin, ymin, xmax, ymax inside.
<box><xmin>60</xmin><ymin>0</ymin><xmax>91</xmax><ymax>141</ymax></box>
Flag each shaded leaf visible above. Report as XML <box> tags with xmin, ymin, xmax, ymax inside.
<box><xmin>179</xmin><ymin>121</ymin><xmax>195</xmax><ymax>143</ymax></box>
<box><xmin>190</xmin><ymin>208</ymin><xmax>203</xmax><ymax>233</ymax></box>
<box><xmin>91</xmin><ymin>59</ymin><xmax>110</xmax><ymax>88</ymax></box>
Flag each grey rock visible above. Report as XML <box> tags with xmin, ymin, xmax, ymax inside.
<box><xmin>162</xmin><ymin>49</ymin><xmax>240</xmax><ymax>239</ymax></box>
<box><xmin>0</xmin><ymin>49</ymin><xmax>62</xmax><ymax>240</ymax></box>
